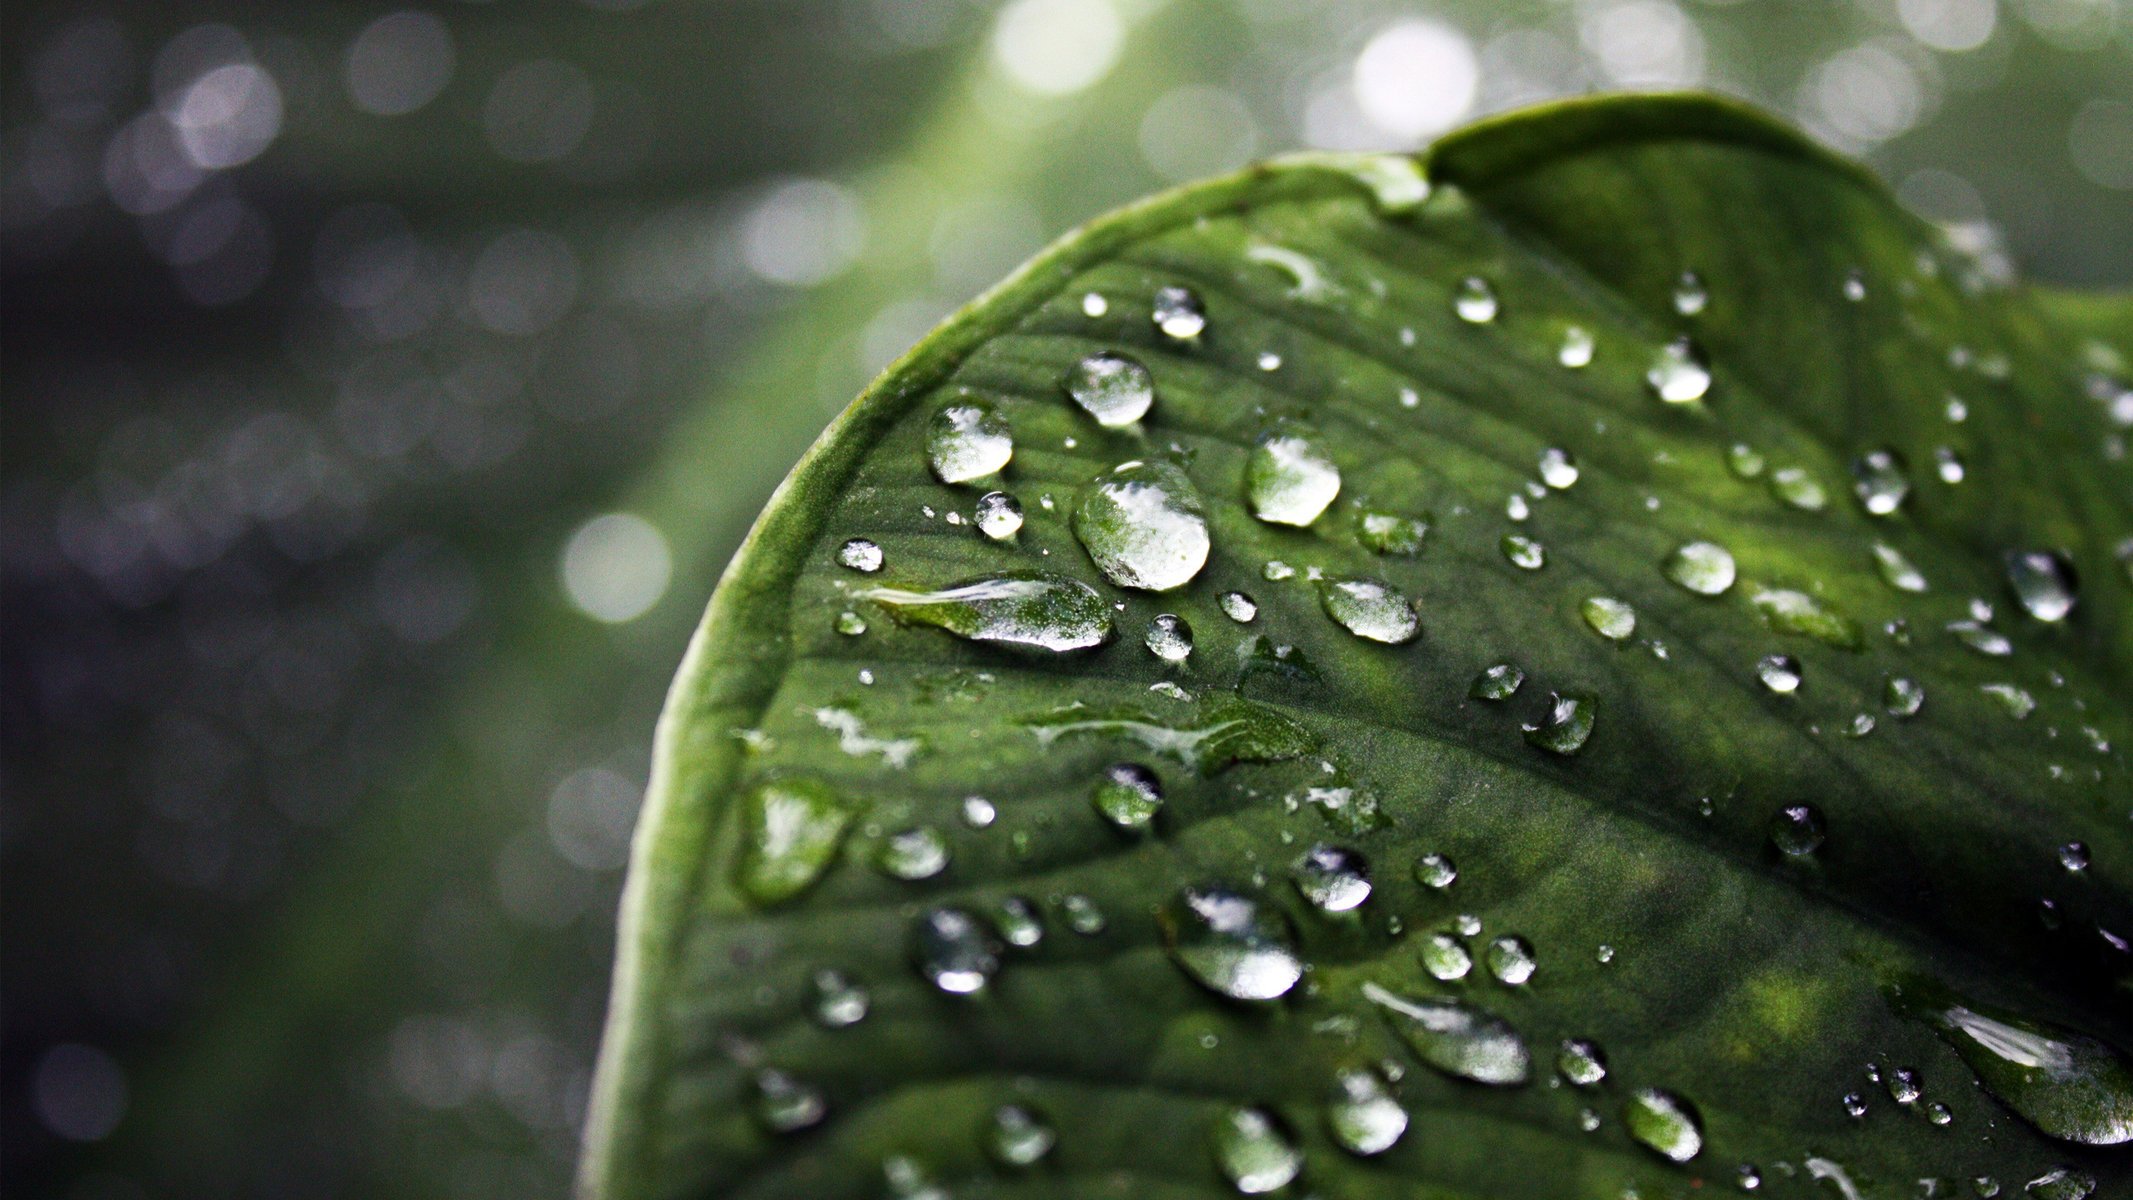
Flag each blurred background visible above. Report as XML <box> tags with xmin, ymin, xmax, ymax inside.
<box><xmin>2</xmin><ymin>1</ymin><xmax>2128</xmax><ymax>1196</ymax></box>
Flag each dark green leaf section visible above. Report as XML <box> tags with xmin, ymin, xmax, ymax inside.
<box><xmin>582</xmin><ymin>95</ymin><xmax>2133</xmax><ymax>1200</ymax></box>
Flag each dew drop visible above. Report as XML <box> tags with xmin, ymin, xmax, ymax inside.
<box><xmin>1727</xmin><ymin>443</ymin><xmax>1767</xmax><ymax>478</ymax></box>
<box><xmin>927</xmin><ymin>400</ymin><xmax>1013</xmax><ymax>483</ymax></box>
<box><xmin>1936</xmin><ymin>446</ymin><xmax>1967</xmax><ymax>483</ymax></box>
<box><xmin>1769</xmin><ymin>803</ymin><xmax>1826</xmax><ymax>857</ymax></box>
<box><xmin>1081</xmin><ymin>291</ymin><xmax>1108</xmax><ymax>317</ymax></box>
<box><xmin>1664</xmin><ymin>540</ymin><xmax>1737</xmax><ymax>596</ymax></box>
<box><xmin>1500</xmin><ymin>533</ymin><xmax>1546</xmax><ymax>570</ymax></box>
<box><xmin>1211</xmin><ymin>1106</ymin><xmax>1301</xmax><ymax>1195</ymax></box>
<box><xmin>1415</xmin><ymin>852</ymin><xmax>1458</xmax><ymax>890</ymax></box>
<box><xmin>1872</xmin><ymin>542</ymin><xmax>1929</xmax><ymax>593</ymax></box>
<box><xmin>1454</xmin><ymin>276</ymin><xmax>1499</xmax><ymax>323</ymax></box>
<box><xmin>1063</xmin><ymin>351</ymin><xmax>1154</xmax><ymax>426</ymax></box>
<box><xmin>1357</xmin><ymin>510</ymin><xmax>1428</xmax><ymax>555</ymax></box>
<box><xmin>753</xmin><ymin>1069</ymin><xmax>826</xmax><ymax>1133</ymax></box>
<box><xmin>1647</xmin><ymin>337</ymin><xmax>1711</xmax><ymax>403</ymax></box>
<box><xmin>2059</xmin><ymin>841</ymin><xmax>2090</xmax><ymax>873</ymax></box>
<box><xmin>2005</xmin><ymin>550</ymin><xmax>2078</xmax><ymax>622</ymax></box>
<box><xmin>1852</xmin><ymin>448</ymin><xmax>1911</xmax><ymax>516</ymax></box>
<box><xmin>835</xmin><ymin>610</ymin><xmax>868</xmax><ymax>636</ymax></box>
<box><xmin>736</xmin><ymin>776</ymin><xmax>857</xmax><ymax>905</ymax></box>
<box><xmin>1885</xmin><ymin>675</ymin><xmax>1925</xmax><ymax>717</ymax></box>
<box><xmin>860</xmin><ymin>572</ymin><xmax>1113</xmax><ymax>652</ymax></box>
<box><xmin>1073</xmin><ymin>460</ymin><xmax>1211</xmax><ymax>591</ymax></box>
<box><xmin>1152</xmin><ymin>284</ymin><xmax>1206</xmax><ymax>340</ymax></box>
<box><xmin>839</xmin><ymin>538</ymin><xmax>884</xmax><ymax>572</ymax></box>
<box><xmin>1092</xmin><ymin>762</ymin><xmax>1164</xmax><ymax>831</ymax></box>
<box><xmin>1469</xmin><ymin>662</ymin><xmax>1524</xmax><ymax>701</ymax></box>
<box><xmin>986</xmin><ymin>1104</ymin><xmax>1057</xmax><ymax>1167</ymax></box>
<box><xmin>1161</xmin><ymin>886</ymin><xmax>1303</xmax><ymax>1001</ymax></box>
<box><xmin>1327</xmin><ymin>1066</ymin><xmax>1408</xmax><ymax>1156</ymax></box>
<box><xmin>1420</xmin><ymin>932</ymin><xmax>1472</xmax><ymax>980</ymax></box>
<box><xmin>960</xmin><ymin>795</ymin><xmax>996</xmax><ymax>828</ymax></box>
<box><xmin>1949</xmin><ymin>619</ymin><xmax>2012</xmax><ymax>657</ymax></box>
<box><xmin>811</xmin><ymin>968</ymin><xmax>870</xmax><ymax>1028</ymax></box>
<box><xmin>2025</xmin><ymin>1169</ymin><xmax>2097</xmax><ymax>1200</ymax></box>
<box><xmin>1558</xmin><ymin>325</ymin><xmax>1596</xmax><ymax>368</ymax></box>
<box><xmin>1624</xmin><ymin>1088</ymin><xmax>1704</xmax><ymax>1163</ymax></box>
<box><xmin>1221</xmin><ymin>591</ymin><xmax>1258</xmax><ymax>623</ymax></box>
<box><xmin>1485</xmin><ymin>934</ymin><xmax>1537</xmax><ymax>986</ymax></box>
<box><xmin>877</xmin><ymin>826</ymin><xmax>950</xmax><ymax>880</ymax></box>
<box><xmin>1757</xmin><ymin>654</ymin><xmax>1803</xmax><ymax>694</ymax></box>
<box><xmin>1247</xmin><ymin>424</ymin><xmax>1342</xmax><ymax>526</ymax></box>
<box><xmin>1981</xmin><ymin>682</ymin><xmax>2037</xmax><ymax>719</ymax></box>
<box><xmin>1673</xmin><ymin>270</ymin><xmax>1708</xmax><ymax>316</ymax></box>
<box><xmin>992</xmin><ymin>896</ymin><xmax>1044</xmax><ymax>948</ymax></box>
<box><xmin>1293</xmin><ymin>844</ymin><xmax>1372</xmax><ymax>912</ymax></box>
<box><xmin>1524</xmin><ymin>690</ymin><xmax>1597</xmax><ymax>755</ymax></box>
<box><xmin>1364</xmin><ymin>982</ymin><xmax>1531</xmax><ymax>1085</ymax></box>
<box><xmin>1770</xmin><ymin>466</ymin><xmax>1828</xmax><ymax>511</ymax></box>
<box><xmin>912</xmin><ymin>907</ymin><xmax>1000</xmax><ymax>994</ymax></box>
<box><xmin>1145</xmin><ymin>612</ymin><xmax>1194</xmax><ymax>662</ymax></box>
<box><xmin>1539</xmin><ymin>447</ymin><xmax>1579</xmax><ymax>489</ymax></box>
<box><xmin>1319</xmin><ymin>577</ymin><xmax>1420</xmax><ymax>644</ymax></box>
<box><xmin>1558</xmin><ymin>1038</ymin><xmax>1609</xmax><ymax>1086</ymax></box>
<box><xmin>1750</xmin><ymin>587</ymin><xmax>1862</xmax><ymax>650</ymax></box>
<box><xmin>1582</xmin><ymin>596</ymin><xmax>1637</xmax><ymax>641</ymax></box>
<box><xmin>975</xmin><ymin>490</ymin><xmax>1024</xmax><ymax>540</ymax></box>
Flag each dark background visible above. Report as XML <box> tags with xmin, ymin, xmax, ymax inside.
<box><xmin>5</xmin><ymin>1</ymin><xmax>2129</xmax><ymax>1196</ymax></box>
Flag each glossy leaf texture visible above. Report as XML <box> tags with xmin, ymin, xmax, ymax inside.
<box><xmin>581</xmin><ymin>95</ymin><xmax>2133</xmax><ymax>1200</ymax></box>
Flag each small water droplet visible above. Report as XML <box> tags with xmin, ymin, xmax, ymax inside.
<box><xmin>1558</xmin><ymin>1038</ymin><xmax>1609</xmax><ymax>1086</ymax></box>
<box><xmin>753</xmin><ymin>1068</ymin><xmax>826</xmax><ymax>1132</ymax></box>
<box><xmin>860</xmin><ymin>572</ymin><xmax>1113</xmax><ymax>652</ymax></box>
<box><xmin>927</xmin><ymin>401</ymin><xmax>1013</xmax><ymax>483</ymax></box>
<box><xmin>1073</xmin><ymin>460</ymin><xmax>1210</xmax><ymax>591</ymax></box>
<box><xmin>1420</xmin><ymin>932</ymin><xmax>1472</xmax><ymax>980</ymax></box>
<box><xmin>1247</xmin><ymin>424</ymin><xmax>1341</xmax><ymax>526</ymax></box>
<box><xmin>1152</xmin><ymin>284</ymin><xmax>1206</xmax><ymax>340</ymax></box>
<box><xmin>1673</xmin><ymin>270</ymin><xmax>1708</xmax><ymax>316</ymax></box>
<box><xmin>1524</xmin><ymin>690</ymin><xmax>1597</xmax><ymax>755</ymax></box>
<box><xmin>975</xmin><ymin>491</ymin><xmax>1023</xmax><ymax>540</ymax></box>
<box><xmin>1081</xmin><ymin>291</ymin><xmax>1108</xmax><ymax>317</ymax></box>
<box><xmin>1162</xmin><ymin>886</ymin><xmax>1303</xmax><ymax>1001</ymax></box>
<box><xmin>1852</xmin><ymin>449</ymin><xmax>1911</xmax><ymax>516</ymax></box>
<box><xmin>1727</xmin><ymin>443</ymin><xmax>1767</xmax><ymax>478</ymax></box>
<box><xmin>835</xmin><ymin>610</ymin><xmax>868</xmax><ymax>636</ymax></box>
<box><xmin>1539</xmin><ymin>447</ymin><xmax>1579</xmax><ymax>489</ymax></box>
<box><xmin>1843</xmin><ymin>270</ymin><xmax>1868</xmax><ymax>302</ymax></box>
<box><xmin>1060</xmin><ymin>892</ymin><xmax>1106</xmax><ymax>934</ymax></box>
<box><xmin>1212</xmin><ymin>1106</ymin><xmax>1301</xmax><ymax>1195</ymax></box>
<box><xmin>736</xmin><ymin>776</ymin><xmax>857</xmax><ymax>905</ymax></box>
<box><xmin>1501</xmin><ymin>533</ymin><xmax>1546</xmax><ymax>570</ymax></box>
<box><xmin>986</xmin><ymin>1103</ymin><xmax>1057</xmax><ymax>1167</ymax></box>
<box><xmin>1770</xmin><ymin>465</ymin><xmax>1828</xmax><ymax>510</ymax></box>
<box><xmin>1145</xmin><ymin>612</ymin><xmax>1194</xmax><ymax>662</ymax></box>
<box><xmin>839</xmin><ymin>538</ymin><xmax>884</xmax><ymax>572</ymax></box>
<box><xmin>1981</xmin><ymin>682</ymin><xmax>2037</xmax><ymax>719</ymax></box>
<box><xmin>1559</xmin><ymin>325</ymin><xmax>1596</xmax><ymax>368</ymax></box>
<box><xmin>1582</xmin><ymin>596</ymin><xmax>1637</xmax><ymax>641</ymax></box>
<box><xmin>1647</xmin><ymin>337</ymin><xmax>1711</xmax><ymax>402</ymax></box>
<box><xmin>2060</xmin><ymin>841</ymin><xmax>2091</xmax><ymax>873</ymax></box>
<box><xmin>1949</xmin><ymin>618</ymin><xmax>2012</xmax><ymax>656</ymax></box>
<box><xmin>913</xmin><ymin>907</ymin><xmax>1000</xmax><ymax>994</ymax></box>
<box><xmin>1738</xmin><ymin>1163</ymin><xmax>1765</xmax><ymax>1191</ymax></box>
<box><xmin>1872</xmin><ymin>542</ymin><xmax>1929</xmax><ymax>593</ymax></box>
<box><xmin>1327</xmin><ymin>1066</ymin><xmax>1408</xmax><ymax>1156</ymax></box>
<box><xmin>1750</xmin><ymin>587</ymin><xmax>1862</xmax><ymax>649</ymax></box>
<box><xmin>1063</xmin><ymin>351</ymin><xmax>1154</xmax><ymax>426</ymax></box>
<box><xmin>1093</xmin><ymin>762</ymin><xmax>1164</xmax><ymax>831</ymax></box>
<box><xmin>960</xmin><ymin>795</ymin><xmax>996</xmax><ymax>829</ymax></box>
<box><xmin>1221</xmin><ymin>591</ymin><xmax>1258</xmax><ymax>623</ymax></box>
<box><xmin>1885</xmin><ymin>1065</ymin><xmax>1922</xmax><ymax>1104</ymax></box>
<box><xmin>1415</xmin><ymin>852</ymin><xmax>1458</xmax><ymax>890</ymax></box>
<box><xmin>1364</xmin><ymin>982</ymin><xmax>1531</xmax><ymax>1085</ymax></box>
<box><xmin>1757</xmin><ymin>654</ymin><xmax>1803</xmax><ymax>694</ymax></box>
<box><xmin>1294</xmin><ymin>844</ymin><xmax>1372</xmax><ymax>911</ymax></box>
<box><xmin>1770</xmin><ymin>804</ymin><xmax>1826</xmax><ymax>857</ymax></box>
<box><xmin>1469</xmin><ymin>662</ymin><xmax>1525</xmax><ymax>701</ymax></box>
<box><xmin>1485</xmin><ymin>934</ymin><xmax>1537</xmax><ymax>985</ymax></box>
<box><xmin>878</xmin><ymin>826</ymin><xmax>950</xmax><ymax>880</ymax></box>
<box><xmin>1936</xmin><ymin>446</ymin><xmax>1966</xmax><ymax>483</ymax></box>
<box><xmin>1664</xmin><ymin>541</ymin><xmax>1737</xmax><ymax>596</ymax></box>
<box><xmin>992</xmin><ymin>895</ymin><xmax>1044</xmax><ymax>947</ymax></box>
<box><xmin>1319</xmin><ymin>577</ymin><xmax>1420</xmax><ymax>644</ymax></box>
<box><xmin>1455</xmin><ymin>276</ymin><xmax>1499</xmax><ymax>323</ymax></box>
<box><xmin>1624</xmin><ymin>1088</ymin><xmax>1704</xmax><ymax>1163</ymax></box>
<box><xmin>1357</xmin><ymin>509</ymin><xmax>1428</xmax><ymax>555</ymax></box>
<box><xmin>1885</xmin><ymin>675</ymin><xmax>1925</xmax><ymax>717</ymax></box>
<box><xmin>811</xmin><ymin>968</ymin><xmax>871</xmax><ymax>1028</ymax></box>
<box><xmin>2005</xmin><ymin>550</ymin><xmax>2078</xmax><ymax>622</ymax></box>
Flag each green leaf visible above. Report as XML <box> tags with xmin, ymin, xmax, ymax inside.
<box><xmin>581</xmin><ymin>94</ymin><xmax>2132</xmax><ymax>1199</ymax></box>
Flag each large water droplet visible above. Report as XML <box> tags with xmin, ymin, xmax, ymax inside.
<box><xmin>927</xmin><ymin>400</ymin><xmax>1013</xmax><ymax>483</ymax></box>
<box><xmin>1896</xmin><ymin>983</ymin><xmax>2133</xmax><ymax>1146</ymax></box>
<box><xmin>2005</xmin><ymin>550</ymin><xmax>2078</xmax><ymax>622</ymax></box>
<box><xmin>1246</xmin><ymin>424</ymin><xmax>1341</xmax><ymax>526</ymax></box>
<box><xmin>1327</xmin><ymin>1067</ymin><xmax>1408</xmax><ymax>1156</ymax></box>
<box><xmin>1072</xmin><ymin>460</ymin><xmax>1210</xmax><ymax>591</ymax></box>
<box><xmin>1524</xmin><ymin>691</ymin><xmax>1597</xmax><ymax>755</ymax></box>
<box><xmin>1063</xmin><ymin>351</ymin><xmax>1154</xmax><ymax>426</ymax></box>
<box><xmin>1582</xmin><ymin>596</ymin><xmax>1637</xmax><ymax>641</ymax></box>
<box><xmin>1647</xmin><ymin>337</ymin><xmax>1711</xmax><ymax>403</ymax></box>
<box><xmin>1364</xmin><ymin>983</ymin><xmax>1531</xmax><ymax>1085</ymax></box>
<box><xmin>736</xmin><ymin>776</ymin><xmax>857</xmax><ymax>905</ymax></box>
<box><xmin>1152</xmin><ymin>284</ymin><xmax>1206</xmax><ymax>340</ymax></box>
<box><xmin>975</xmin><ymin>491</ymin><xmax>1023</xmax><ymax>540</ymax></box>
<box><xmin>986</xmin><ymin>1104</ymin><xmax>1057</xmax><ymax>1167</ymax></box>
<box><xmin>1624</xmin><ymin>1088</ymin><xmax>1704</xmax><ymax>1163</ymax></box>
<box><xmin>1211</xmin><ymin>1106</ymin><xmax>1301</xmax><ymax>1194</ymax></box>
<box><xmin>1145</xmin><ymin>612</ymin><xmax>1193</xmax><ymax>663</ymax></box>
<box><xmin>1664</xmin><ymin>541</ymin><xmax>1737</xmax><ymax>596</ymax></box>
<box><xmin>1318</xmin><ymin>577</ymin><xmax>1420</xmax><ymax>644</ymax></box>
<box><xmin>861</xmin><ymin>572</ymin><xmax>1112</xmax><ymax>652</ymax></box>
<box><xmin>1293</xmin><ymin>844</ymin><xmax>1372</xmax><ymax>912</ymax></box>
<box><xmin>2026</xmin><ymin>1169</ymin><xmax>2097</xmax><ymax>1200</ymax></box>
<box><xmin>1851</xmin><ymin>448</ymin><xmax>1910</xmax><ymax>516</ymax></box>
<box><xmin>1092</xmin><ymin>762</ymin><xmax>1164</xmax><ymax>831</ymax></box>
<box><xmin>1161</xmin><ymin>886</ymin><xmax>1303</xmax><ymax>1000</ymax></box>
<box><xmin>913</xmin><ymin>907</ymin><xmax>1000</xmax><ymax>994</ymax></box>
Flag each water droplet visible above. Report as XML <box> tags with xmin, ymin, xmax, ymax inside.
<box><xmin>860</xmin><ymin>572</ymin><xmax>1113</xmax><ymax>652</ymax></box>
<box><xmin>1293</xmin><ymin>844</ymin><xmax>1372</xmax><ymax>912</ymax></box>
<box><xmin>1582</xmin><ymin>596</ymin><xmax>1637</xmax><ymax>641</ymax></box>
<box><xmin>1060</xmin><ymin>892</ymin><xmax>1106</xmax><ymax>935</ymax></box>
<box><xmin>1221</xmin><ymin>591</ymin><xmax>1258</xmax><ymax>623</ymax></box>
<box><xmin>1949</xmin><ymin>619</ymin><xmax>2012</xmax><ymax>657</ymax></box>
<box><xmin>1455</xmin><ymin>276</ymin><xmax>1499</xmax><ymax>323</ymax></box>
<box><xmin>878</xmin><ymin>826</ymin><xmax>950</xmax><ymax>880</ymax></box>
<box><xmin>960</xmin><ymin>795</ymin><xmax>995</xmax><ymax>828</ymax></box>
<box><xmin>1073</xmin><ymin>460</ymin><xmax>1210</xmax><ymax>591</ymax></box>
<box><xmin>1625</xmin><ymin>1088</ymin><xmax>1704</xmax><ymax>1163</ymax></box>
<box><xmin>992</xmin><ymin>895</ymin><xmax>1044</xmax><ymax>947</ymax></box>
<box><xmin>1319</xmin><ymin>577</ymin><xmax>1420</xmax><ymax>644</ymax></box>
<box><xmin>927</xmin><ymin>401</ymin><xmax>1013</xmax><ymax>483</ymax></box>
<box><xmin>1262</xmin><ymin>559</ymin><xmax>1295</xmax><ymax>581</ymax></box>
<box><xmin>839</xmin><ymin>537</ymin><xmax>884</xmax><ymax>572</ymax></box>
<box><xmin>1364</xmin><ymin>982</ymin><xmax>1532</xmax><ymax>1085</ymax></box>
<box><xmin>1081</xmin><ymin>291</ymin><xmax>1108</xmax><ymax>317</ymax></box>
<box><xmin>2025</xmin><ymin>1169</ymin><xmax>2097</xmax><ymax>1200</ymax></box>
<box><xmin>1664</xmin><ymin>541</ymin><xmax>1737</xmax><ymax>596</ymax></box>
<box><xmin>1485</xmin><ymin>935</ymin><xmax>1537</xmax><ymax>985</ymax></box>
<box><xmin>1357</xmin><ymin>510</ymin><xmax>1428</xmax><ymax>555</ymax></box>
<box><xmin>1415</xmin><ymin>852</ymin><xmax>1458</xmax><ymax>890</ymax></box>
<box><xmin>1885</xmin><ymin>675</ymin><xmax>1925</xmax><ymax>717</ymax></box>
<box><xmin>736</xmin><ymin>776</ymin><xmax>857</xmax><ymax>905</ymax></box>
<box><xmin>1750</xmin><ymin>587</ymin><xmax>1862</xmax><ymax>649</ymax></box>
<box><xmin>1738</xmin><ymin>1164</ymin><xmax>1765</xmax><ymax>1190</ymax></box>
<box><xmin>1152</xmin><ymin>284</ymin><xmax>1206</xmax><ymax>340</ymax></box>
<box><xmin>1063</xmin><ymin>351</ymin><xmax>1154</xmax><ymax>426</ymax></box>
<box><xmin>1770</xmin><ymin>804</ymin><xmax>1826</xmax><ymax>857</ymax></box>
<box><xmin>1247</xmin><ymin>424</ymin><xmax>1341</xmax><ymax>526</ymax></box>
<box><xmin>811</xmin><ymin>968</ymin><xmax>871</xmax><ymax>1028</ymax></box>
<box><xmin>1420</xmin><ymin>932</ymin><xmax>1472</xmax><ymax>980</ymax></box>
<box><xmin>1647</xmin><ymin>337</ymin><xmax>1711</xmax><ymax>403</ymax></box>
<box><xmin>1757</xmin><ymin>654</ymin><xmax>1803</xmax><ymax>694</ymax></box>
<box><xmin>1539</xmin><ymin>447</ymin><xmax>1579</xmax><ymax>489</ymax></box>
<box><xmin>1981</xmin><ymin>682</ymin><xmax>2037</xmax><ymax>719</ymax></box>
<box><xmin>1872</xmin><ymin>542</ymin><xmax>1929</xmax><ymax>593</ymax></box>
<box><xmin>986</xmin><ymin>1104</ymin><xmax>1057</xmax><ymax>1167</ymax></box>
<box><xmin>1936</xmin><ymin>446</ymin><xmax>1967</xmax><ymax>483</ymax></box>
<box><xmin>1673</xmin><ymin>270</ymin><xmax>1708</xmax><ymax>316</ymax></box>
<box><xmin>1770</xmin><ymin>466</ymin><xmax>1828</xmax><ymax>510</ymax></box>
<box><xmin>1559</xmin><ymin>325</ymin><xmax>1596</xmax><ymax>368</ymax></box>
<box><xmin>882</xmin><ymin>1155</ymin><xmax>945</xmax><ymax>1200</ymax></box>
<box><xmin>835</xmin><ymin>610</ymin><xmax>868</xmax><ymax>636</ymax></box>
<box><xmin>1559</xmin><ymin>1039</ymin><xmax>1609</xmax><ymax>1086</ymax></box>
<box><xmin>753</xmin><ymin>1068</ymin><xmax>826</xmax><ymax>1132</ymax></box>
<box><xmin>1093</xmin><ymin>762</ymin><xmax>1164</xmax><ymax>831</ymax></box>
<box><xmin>1523</xmin><ymin>691</ymin><xmax>1597</xmax><ymax>755</ymax></box>
<box><xmin>2005</xmin><ymin>550</ymin><xmax>2078</xmax><ymax>622</ymax></box>
<box><xmin>1161</xmin><ymin>886</ymin><xmax>1303</xmax><ymax>1001</ymax></box>
<box><xmin>1885</xmin><ymin>1065</ymin><xmax>1922</xmax><ymax>1104</ymax></box>
<box><xmin>1843</xmin><ymin>271</ymin><xmax>1868</xmax><ymax>301</ymax></box>
<box><xmin>1852</xmin><ymin>448</ymin><xmax>1911</xmax><ymax>516</ymax></box>
<box><xmin>1145</xmin><ymin>612</ymin><xmax>1193</xmax><ymax>662</ymax></box>
<box><xmin>2060</xmin><ymin>841</ymin><xmax>2091</xmax><ymax>873</ymax></box>
<box><xmin>975</xmin><ymin>491</ymin><xmax>1023</xmax><ymax>540</ymax></box>
<box><xmin>1500</xmin><ymin>533</ymin><xmax>1545</xmax><ymax>570</ymax></box>
<box><xmin>1257</xmin><ymin>351</ymin><xmax>1281</xmax><ymax>371</ymax></box>
<box><xmin>912</xmin><ymin>907</ymin><xmax>1000</xmax><ymax>994</ymax></box>
<box><xmin>1326</xmin><ymin>1065</ymin><xmax>1408</xmax><ymax>1156</ymax></box>
<box><xmin>1843</xmin><ymin>1091</ymin><xmax>1869</xmax><ymax>1118</ymax></box>
<box><xmin>1469</xmin><ymin>662</ymin><xmax>1524</xmax><ymax>701</ymax></box>
<box><xmin>1727</xmin><ymin>443</ymin><xmax>1767</xmax><ymax>477</ymax></box>
<box><xmin>1211</xmin><ymin>1106</ymin><xmax>1301</xmax><ymax>1194</ymax></box>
